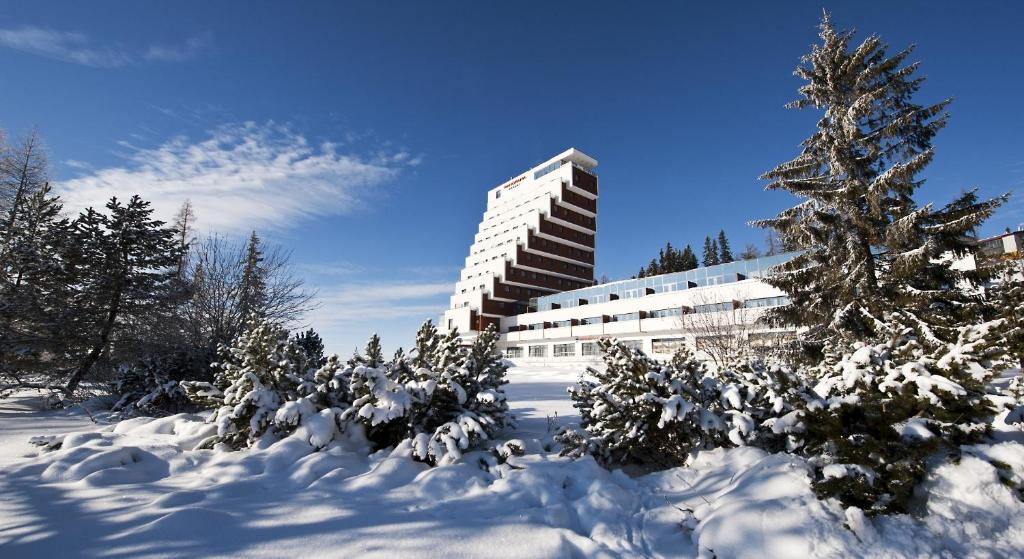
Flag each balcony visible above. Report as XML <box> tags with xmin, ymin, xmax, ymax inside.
<box><xmin>516</xmin><ymin>245</ymin><xmax>593</xmax><ymax>282</ymax></box>
<box><xmin>526</xmin><ymin>231</ymin><xmax>594</xmax><ymax>264</ymax></box>
<box><xmin>539</xmin><ymin>215</ymin><xmax>594</xmax><ymax>248</ymax></box>
<box><xmin>549</xmin><ymin>198</ymin><xmax>596</xmax><ymax>231</ymax></box>
<box><xmin>560</xmin><ymin>183</ymin><xmax>596</xmax><ymax>213</ymax></box>
<box><xmin>571</xmin><ymin>166</ymin><xmax>598</xmax><ymax>196</ymax></box>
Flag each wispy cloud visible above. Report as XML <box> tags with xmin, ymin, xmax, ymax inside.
<box><xmin>57</xmin><ymin>121</ymin><xmax>415</xmax><ymax>234</ymax></box>
<box><xmin>310</xmin><ymin>282</ymin><xmax>452</xmax><ymax>326</ymax></box>
<box><xmin>0</xmin><ymin>25</ymin><xmax>210</xmax><ymax>68</ymax></box>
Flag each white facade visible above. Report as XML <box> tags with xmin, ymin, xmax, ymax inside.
<box><xmin>441</xmin><ymin>148</ymin><xmax>599</xmax><ymax>336</ymax></box>
<box><xmin>497</xmin><ymin>254</ymin><xmax>798</xmax><ymax>366</ymax></box>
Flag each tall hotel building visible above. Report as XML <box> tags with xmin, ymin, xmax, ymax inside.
<box><xmin>442</xmin><ymin>148</ymin><xmax>798</xmax><ymax>364</ymax></box>
<box><xmin>441</xmin><ymin>148</ymin><xmax>600</xmax><ymax>336</ymax></box>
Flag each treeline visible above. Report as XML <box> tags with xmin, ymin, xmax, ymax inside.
<box><xmin>636</xmin><ymin>227</ymin><xmax>802</xmax><ymax>278</ymax></box>
<box><xmin>0</xmin><ymin>130</ymin><xmax>314</xmax><ymax>399</ymax></box>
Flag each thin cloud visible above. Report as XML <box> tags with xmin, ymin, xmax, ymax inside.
<box><xmin>0</xmin><ymin>25</ymin><xmax>210</xmax><ymax>68</ymax></box>
<box><xmin>310</xmin><ymin>282</ymin><xmax>452</xmax><ymax>325</ymax></box>
<box><xmin>56</xmin><ymin>121</ymin><xmax>414</xmax><ymax>234</ymax></box>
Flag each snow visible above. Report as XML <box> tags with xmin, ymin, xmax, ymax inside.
<box><xmin>2</xmin><ymin>366</ymin><xmax>1024</xmax><ymax>558</ymax></box>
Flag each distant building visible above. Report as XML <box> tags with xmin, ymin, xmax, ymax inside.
<box><xmin>441</xmin><ymin>148</ymin><xmax>599</xmax><ymax>336</ymax></box>
<box><xmin>974</xmin><ymin>230</ymin><xmax>1024</xmax><ymax>267</ymax></box>
<box><xmin>441</xmin><ymin>148</ymin><xmax>798</xmax><ymax>365</ymax></box>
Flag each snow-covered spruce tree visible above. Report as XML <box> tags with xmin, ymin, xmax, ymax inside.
<box><xmin>750</xmin><ymin>14</ymin><xmax>1011</xmax><ymax>513</ymax></box>
<box><xmin>801</xmin><ymin>312</ymin><xmax>1008</xmax><ymax>513</ymax></box>
<box><xmin>558</xmin><ymin>339</ymin><xmax>801</xmax><ymax>467</ymax></box>
<box><xmin>182</xmin><ymin>320</ymin><xmax>313</xmax><ymax>449</ymax></box>
<box><xmin>364</xmin><ymin>333</ymin><xmax>384</xmax><ymax>368</ymax></box>
<box><xmin>336</xmin><ymin>324</ymin><xmax>511</xmax><ymax>464</ymax></box>
<box><xmin>989</xmin><ymin>262</ymin><xmax>1024</xmax><ymax>370</ymax></box>
<box><xmin>410</xmin><ymin>324</ymin><xmax>511</xmax><ymax>465</ymax></box>
<box><xmin>110</xmin><ymin>353</ymin><xmax>195</xmax><ymax>418</ymax></box>
<box><xmin>753</xmin><ymin>14</ymin><xmax>1005</xmax><ymax>352</ymax></box>
<box><xmin>292</xmin><ymin>328</ymin><xmax>326</xmax><ymax>368</ymax></box>
<box><xmin>411</xmin><ymin>319</ymin><xmax>439</xmax><ymax>369</ymax></box>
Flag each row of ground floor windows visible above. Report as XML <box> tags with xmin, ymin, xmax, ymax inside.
<box><xmin>505</xmin><ymin>338</ymin><xmax>679</xmax><ymax>359</ymax></box>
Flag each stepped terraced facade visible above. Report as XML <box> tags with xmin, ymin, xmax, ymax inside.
<box><xmin>441</xmin><ymin>148</ymin><xmax>600</xmax><ymax>335</ymax></box>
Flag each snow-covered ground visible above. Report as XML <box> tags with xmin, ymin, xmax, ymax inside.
<box><xmin>2</xmin><ymin>367</ymin><xmax>1023</xmax><ymax>558</ymax></box>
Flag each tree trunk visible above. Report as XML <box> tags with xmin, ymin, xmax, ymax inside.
<box><xmin>64</xmin><ymin>279</ymin><xmax>123</xmax><ymax>396</ymax></box>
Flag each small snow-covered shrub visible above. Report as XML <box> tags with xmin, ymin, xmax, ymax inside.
<box><xmin>343</xmin><ymin>323</ymin><xmax>513</xmax><ymax>465</ymax></box>
<box><xmin>800</xmin><ymin>315</ymin><xmax>1011</xmax><ymax>514</ymax></box>
<box><xmin>559</xmin><ymin>338</ymin><xmax>802</xmax><ymax>467</ymax></box>
<box><xmin>111</xmin><ymin>351</ymin><xmax>208</xmax><ymax>418</ymax></box>
<box><xmin>182</xmin><ymin>320</ymin><xmax>314</xmax><ymax>449</ymax></box>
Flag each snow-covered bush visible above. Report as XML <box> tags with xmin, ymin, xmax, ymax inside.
<box><xmin>342</xmin><ymin>323</ymin><xmax>512</xmax><ymax>465</ymax></box>
<box><xmin>181</xmin><ymin>320</ymin><xmax>511</xmax><ymax>465</ymax></box>
<box><xmin>110</xmin><ymin>351</ymin><xmax>207</xmax><ymax>418</ymax></box>
<box><xmin>800</xmin><ymin>313</ymin><xmax>1012</xmax><ymax>514</ymax></box>
<box><xmin>559</xmin><ymin>338</ymin><xmax>802</xmax><ymax>467</ymax></box>
<box><xmin>182</xmin><ymin>320</ymin><xmax>315</xmax><ymax>449</ymax></box>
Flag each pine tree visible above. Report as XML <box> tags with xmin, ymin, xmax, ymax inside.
<box><xmin>364</xmin><ymin>333</ymin><xmax>384</xmax><ymax>368</ymax></box>
<box><xmin>292</xmin><ymin>328</ymin><xmax>326</xmax><ymax>368</ymax></box>
<box><xmin>752</xmin><ymin>13</ymin><xmax>1005</xmax><ymax>349</ymax></box>
<box><xmin>183</xmin><ymin>320</ymin><xmax>311</xmax><ymax>449</ymax></box>
<box><xmin>680</xmin><ymin>245</ymin><xmax>698</xmax><ymax>270</ymax></box>
<box><xmin>644</xmin><ymin>257</ymin><xmax>659</xmax><ymax>277</ymax></box>
<box><xmin>64</xmin><ymin>196</ymin><xmax>182</xmax><ymax>395</ymax></box>
<box><xmin>717</xmin><ymin>230</ymin><xmax>734</xmax><ymax>263</ymax></box>
<box><xmin>991</xmin><ymin>262</ymin><xmax>1024</xmax><ymax>370</ymax></box>
<box><xmin>702</xmin><ymin>236</ymin><xmax>719</xmax><ymax>267</ymax></box>
<box><xmin>412</xmin><ymin>320</ymin><xmax>439</xmax><ymax>369</ymax></box>
<box><xmin>237</xmin><ymin>231</ymin><xmax>267</xmax><ymax>329</ymax></box>
<box><xmin>0</xmin><ymin>183</ymin><xmax>75</xmax><ymax>384</ymax></box>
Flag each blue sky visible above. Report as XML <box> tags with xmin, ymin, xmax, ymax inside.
<box><xmin>1</xmin><ymin>1</ymin><xmax>1022</xmax><ymax>354</ymax></box>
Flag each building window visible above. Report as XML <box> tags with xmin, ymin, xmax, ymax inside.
<box><xmin>621</xmin><ymin>340</ymin><xmax>643</xmax><ymax>351</ymax></box>
<box><xmin>743</xmin><ymin>296</ymin><xmax>790</xmax><ymax>308</ymax></box>
<box><xmin>528</xmin><ymin>345</ymin><xmax>547</xmax><ymax>358</ymax></box>
<box><xmin>553</xmin><ymin>343</ymin><xmax>575</xmax><ymax>357</ymax></box>
<box><xmin>581</xmin><ymin>342</ymin><xmax>600</xmax><ymax>356</ymax></box>
<box><xmin>504</xmin><ymin>346</ymin><xmax>523</xmax><ymax>358</ymax></box>
<box><xmin>581</xmin><ymin>316</ymin><xmax>603</xmax><ymax>325</ymax></box>
<box><xmin>612</xmin><ymin>312</ymin><xmax>640</xmax><ymax>322</ymax></box>
<box><xmin>552</xmin><ymin>319</ymin><xmax>571</xmax><ymax>328</ymax></box>
<box><xmin>526</xmin><ymin>323</ymin><xmax>543</xmax><ymax>331</ymax></box>
<box><xmin>648</xmin><ymin>307</ymin><xmax>683</xmax><ymax>319</ymax></box>
<box><xmin>652</xmin><ymin>338</ymin><xmax>685</xmax><ymax>354</ymax></box>
<box><xmin>693</xmin><ymin>302</ymin><xmax>735</xmax><ymax>314</ymax></box>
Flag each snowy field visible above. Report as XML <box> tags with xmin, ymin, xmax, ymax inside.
<box><xmin>2</xmin><ymin>366</ymin><xmax>1024</xmax><ymax>558</ymax></box>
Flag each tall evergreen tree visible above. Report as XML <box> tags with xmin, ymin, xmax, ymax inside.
<box><xmin>0</xmin><ymin>183</ymin><xmax>75</xmax><ymax>383</ymax></box>
<box><xmin>680</xmin><ymin>244</ymin><xmax>698</xmax><ymax>270</ymax></box>
<box><xmin>644</xmin><ymin>257</ymin><xmax>659</xmax><ymax>277</ymax></box>
<box><xmin>990</xmin><ymin>263</ymin><xmax>1024</xmax><ymax>370</ymax></box>
<box><xmin>237</xmin><ymin>231</ymin><xmax>267</xmax><ymax>328</ymax></box>
<box><xmin>292</xmin><ymin>328</ymin><xmax>326</xmax><ymax>368</ymax></box>
<box><xmin>717</xmin><ymin>230</ymin><xmax>733</xmax><ymax>263</ymax></box>
<box><xmin>753</xmin><ymin>14</ymin><xmax>1005</xmax><ymax>348</ymax></box>
<box><xmin>364</xmin><ymin>333</ymin><xmax>384</xmax><ymax>368</ymax></box>
<box><xmin>412</xmin><ymin>320</ymin><xmax>439</xmax><ymax>369</ymax></box>
<box><xmin>702</xmin><ymin>236</ymin><xmax>719</xmax><ymax>267</ymax></box>
<box><xmin>64</xmin><ymin>196</ymin><xmax>181</xmax><ymax>394</ymax></box>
